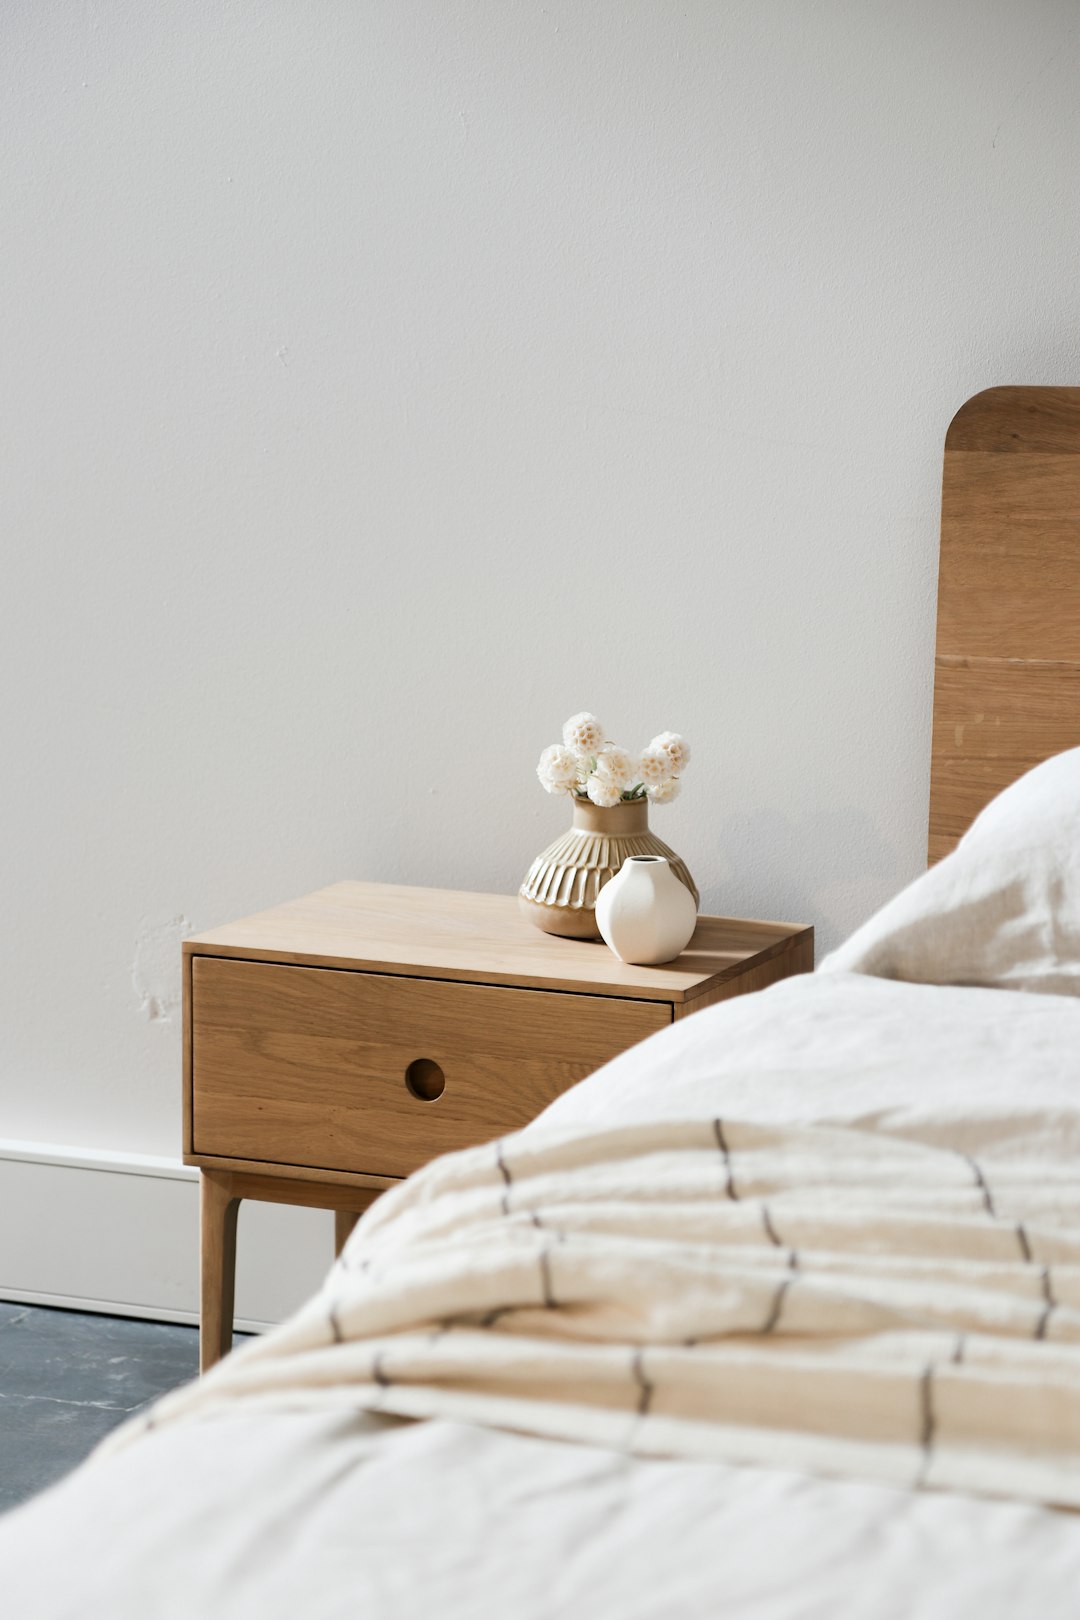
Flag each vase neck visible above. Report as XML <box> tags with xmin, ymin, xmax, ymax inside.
<box><xmin>620</xmin><ymin>854</ymin><xmax>670</xmax><ymax>884</ymax></box>
<box><xmin>570</xmin><ymin>796</ymin><xmax>649</xmax><ymax>835</ymax></box>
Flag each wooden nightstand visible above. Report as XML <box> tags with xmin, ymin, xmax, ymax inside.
<box><xmin>184</xmin><ymin>882</ymin><xmax>813</xmax><ymax>1369</ymax></box>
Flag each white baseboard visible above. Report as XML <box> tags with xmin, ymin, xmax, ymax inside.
<box><xmin>0</xmin><ymin>1140</ymin><xmax>337</xmax><ymax>1333</ymax></box>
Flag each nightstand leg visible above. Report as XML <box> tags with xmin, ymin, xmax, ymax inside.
<box><xmin>200</xmin><ymin>1170</ymin><xmax>241</xmax><ymax>1374</ymax></box>
<box><xmin>335</xmin><ymin>1209</ymin><xmax>359</xmax><ymax>1258</ymax></box>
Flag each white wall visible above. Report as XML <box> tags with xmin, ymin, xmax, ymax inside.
<box><xmin>2</xmin><ymin>2</ymin><xmax>1079</xmax><ymax>1306</ymax></box>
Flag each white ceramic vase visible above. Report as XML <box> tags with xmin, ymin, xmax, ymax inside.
<box><xmin>594</xmin><ymin>855</ymin><xmax>698</xmax><ymax>965</ymax></box>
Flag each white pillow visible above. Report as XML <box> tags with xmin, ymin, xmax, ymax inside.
<box><xmin>821</xmin><ymin>747</ymin><xmax>1080</xmax><ymax>995</ymax></box>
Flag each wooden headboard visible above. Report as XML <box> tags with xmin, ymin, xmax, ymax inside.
<box><xmin>929</xmin><ymin>386</ymin><xmax>1080</xmax><ymax>863</ymax></box>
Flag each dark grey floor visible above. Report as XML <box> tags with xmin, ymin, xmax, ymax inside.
<box><xmin>0</xmin><ymin>1301</ymin><xmax>245</xmax><ymax>1514</ymax></box>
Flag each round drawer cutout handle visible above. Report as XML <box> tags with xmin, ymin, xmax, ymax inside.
<box><xmin>405</xmin><ymin>1057</ymin><xmax>445</xmax><ymax>1102</ymax></box>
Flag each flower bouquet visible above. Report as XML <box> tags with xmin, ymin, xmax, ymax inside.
<box><xmin>519</xmin><ymin>711</ymin><xmax>699</xmax><ymax>939</ymax></box>
<box><xmin>536</xmin><ymin>712</ymin><xmax>691</xmax><ymax>808</ymax></box>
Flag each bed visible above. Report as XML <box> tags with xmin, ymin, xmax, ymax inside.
<box><xmin>6</xmin><ymin>386</ymin><xmax>1080</xmax><ymax>1618</ymax></box>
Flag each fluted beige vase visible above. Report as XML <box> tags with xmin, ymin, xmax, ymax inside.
<box><xmin>518</xmin><ymin>796</ymin><xmax>699</xmax><ymax>940</ymax></box>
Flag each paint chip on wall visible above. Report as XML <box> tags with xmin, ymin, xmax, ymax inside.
<box><xmin>132</xmin><ymin>915</ymin><xmax>193</xmax><ymax>1023</ymax></box>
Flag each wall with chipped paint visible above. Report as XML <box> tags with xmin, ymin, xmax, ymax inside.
<box><xmin>2</xmin><ymin>3</ymin><xmax>1080</xmax><ymax>1311</ymax></box>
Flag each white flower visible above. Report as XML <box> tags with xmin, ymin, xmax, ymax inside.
<box><xmin>562</xmin><ymin>711</ymin><xmax>605</xmax><ymax>757</ymax></box>
<box><xmin>638</xmin><ymin>744</ymin><xmax>672</xmax><ymax>786</ymax></box>
<box><xmin>586</xmin><ymin>771</ymin><xmax>623</xmax><ymax>808</ymax></box>
<box><xmin>593</xmin><ymin>745</ymin><xmax>636</xmax><ymax>789</ymax></box>
<box><xmin>645</xmin><ymin>776</ymin><xmax>681</xmax><ymax>804</ymax></box>
<box><xmin>650</xmin><ymin>731</ymin><xmax>691</xmax><ymax>775</ymax></box>
<box><xmin>536</xmin><ymin>744</ymin><xmax>579</xmax><ymax>795</ymax></box>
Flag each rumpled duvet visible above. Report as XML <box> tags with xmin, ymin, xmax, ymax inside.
<box><xmin>114</xmin><ymin>999</ymin><xmax>1080</xmax><ymax>1509</ymax></box>
<box><xmin>11</xmin><ymin>971</ymin><xmax>1080</xmax><ymax>1620</ymax></box>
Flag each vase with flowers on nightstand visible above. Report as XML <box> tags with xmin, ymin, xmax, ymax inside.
<box><xmin>518</xmin><ymin>710</ymin><xmax>699</xmax><ymax>941</ymax></box>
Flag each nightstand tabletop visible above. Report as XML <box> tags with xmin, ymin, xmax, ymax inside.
<box><xmin>185</xmin><ymin>880</ymin><xmax>812</xmax><ymax>1006</ymax></box>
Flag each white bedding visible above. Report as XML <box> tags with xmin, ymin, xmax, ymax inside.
<box><xmin>6</xmin><ymin>972</ymin><xmax>1080</xmax><ymax>1617</ymax></box>
<box><xmin>821</xmin><ymin>745</ymin><xmax>1080</xmax><ymax>996</ymax></box>
<box><xmin>8</xmin><ymin>1407</ymin><xmax>1080</xmax><ymax>1620</ymax></box>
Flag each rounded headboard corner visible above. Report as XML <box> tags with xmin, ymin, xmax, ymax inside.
<box><xmin>944</xmin><ymin>384</ymin><xmax>1080</xmax><ymax>455</ymax></box>
<box><xmin>944</xmin><ymin>386</ymin><xmax>1016</xmax><ymax>451</ymax></box>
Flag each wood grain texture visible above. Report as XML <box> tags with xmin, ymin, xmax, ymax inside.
<box><xmin>672</xmin><ymin>929</ymin><xmax>814</xmax><ymax>1017</ymax></box>
<box><xmin>335</xmin><ymin>1210</ymin><xmax>360</xmax><ymax>1257</ymax></box>
<box><xmin>200</xmin><ymin>1170</ymin><xmax>240</xmax><ymax>1373</ymax></box>
<box><xmin>928</xmin><ymin>660</ymin><xmax>1080</xmax><ymax>862</ymax></box>
<box><xmin>944</xmin><ymin>385</ymin><xmax>1080</xmax><ymax>454</ymax></box>
<box><xmin>186</xmin><ymin>883</ymin><xmax>806</xmax><ymax>1004</ymax></box>
<box><xmin>192</xmin><ymin>958</ymin><xmax>670</xmax><ymax>1179</ymax></box>
<box><xmin>199</xmin><ymin>1170</ymin><xmax>388</xmax><ymax>1213</ymax></box>
<box><xmin>186</xmin><ymin>1153</ymin><xmax>400</xmax><ymax>1191</ymax></box>
<box><xmin>937</xmin><ymin>454</ymin><xmax>1080</xmax><ymax>661</ymax></box>
<box><xmin>930</xmin><ymin>387</ymin><xmax>1080</xmax><ymax>861</ymax></box>
<box><xmin>182</xmin><ymin>952</ymin><xmax>194</xmax><ymax>1157</ymax></box>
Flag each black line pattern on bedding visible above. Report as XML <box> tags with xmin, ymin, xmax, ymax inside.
<box><xmin>631</xmin><ymin>1348</ymin><xmax>654</xmax><ymax>1417</ymax></box>
<box><xmin>713</xmin><ymin>1118</ymin><xmax>739</xmax><ymax>1200</ymax></box>
<box><xmin>135</xmin><ymin>1121</ymin><xmax>1080</xmax><ymax>1516</ymax></box>
<box><xmin>761</xmin><ymin>1204</ymin><xmax>783</xmax><ymax>1247</ymax></box>
<box><xmin>539</xmin><ymin>1245</ymin><xmax>557</xmax><ymax>1310</ymax></box>
<box><xmin>495</xmin><ymin>1139</ymin><xmax>513</xmax><ymax>1215</ymax></box>
<box><xmin>963</xmin><ymin>1153</ymin><xmax>996</xmax><ymax>1218</ymax></box>
<box><xmin>1036</xmin><ymin>1266</ymin><xmax>1056</xmax><ymax>1341</ymax></box>
<box><xmin>761</xmin><ymin>1249</ymin><xmax>799</xmax><ymax>1335</ymax></box>
<box><xmin>914</xmin><ymin>1362</ymin><xmax>937</xmax><ymax>1489</ymax></box>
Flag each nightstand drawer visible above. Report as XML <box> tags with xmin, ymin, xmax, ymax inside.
<box><xmin>191</xmin><ymin>957</ymin><xmax>668</xmax><ymax>1178</ymax></box>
